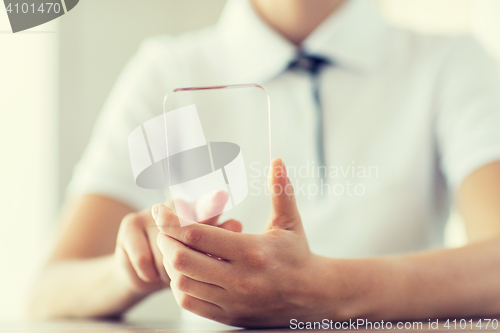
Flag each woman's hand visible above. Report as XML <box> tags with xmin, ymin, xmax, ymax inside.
<box><xmin>114</xmin><ymin>190</ymin><xmax>242</xmax><ymax>296</ymax></box>
<box><xmin>155</xmin><ymin>158</ymin><xmax>333</xmax><ymax>327</ymax></box>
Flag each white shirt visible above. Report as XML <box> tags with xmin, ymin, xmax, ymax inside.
<box><xmin>68</xmin><ymin>0</ymin><xmax>500</xmax><ymax>258</ymax></box>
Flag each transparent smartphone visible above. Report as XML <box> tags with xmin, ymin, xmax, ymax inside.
<box><xmin>161</xmin><ymin>84</ymin><xmax>271</xmax><ymax>232</ymax></box>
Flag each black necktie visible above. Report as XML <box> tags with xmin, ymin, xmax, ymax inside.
<box><xmin>288</xmin><ymin>52</ymin><xmax>331</xmax><ymax>181</ymax></box>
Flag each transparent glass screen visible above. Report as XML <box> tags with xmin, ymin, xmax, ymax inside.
<box><xmin>161</xmin><ymin>84</ymin><xmax>271</xmax><ymax>230</ymax></box>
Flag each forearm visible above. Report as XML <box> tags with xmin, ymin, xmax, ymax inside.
<box><xmin>27</xmin><ymin>255</ymin><xmax>147</xmax><ymax>319</ymax></box>
<box><xmin>315</xmin><ymin>237</ymin><xmax>500</xmax><ymax>321</ymax></box>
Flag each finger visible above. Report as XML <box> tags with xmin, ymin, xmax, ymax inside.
<box><xmin>145</xmin><ymin>226</ymin><xmax>170</xmax><ymax>284</ymax></box>
<box><xmin>154</xmin><ymin>204</ymin><xmax>246</xmax><ymax>260</ymax></box>
<box><xmin>165</xmin><ymin>260</ymin><xmax>226</xmax><ymax>304</ymax></box>
<box><xmin>218</xmin><ymin>219</ymin><xmax>243</xmax><ymax>233</ymax></box>
<box><xmin>121</xmin><ymin>220</ymin><xmax>159</xmax><ymax>283</ymax></box>
<box><xmin>196</xmin><ymin>190</ymin><xmax>229</xmax><ymax>224</ymax></box>
<box><xmin>167</xmin><ymin>197</ymin><xmax>196</xmax><ymax>222</ymax></box>
<box><xmin>157</xmin><ymin>232</ymin><xmax>230</xmax><ymax>286</ymax></box>
<box><xmin>115</xmin><ymin>245</ymin><xmax>143</xmax><ymax>284</ymax></box>
<box><xmin>268</xmin><ymin>157</ymin><xmax>302</xmax><ymax>231</ymax></box>
<box><xmin>170</xmin><ymin>284</ymin><xmax>225</xmax><ymax>321</ymax></box>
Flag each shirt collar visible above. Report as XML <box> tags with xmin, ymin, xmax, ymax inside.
<box><xmin>303</xmin><ymin>0</ymin><xmax>389</xmax><ymax>72</ymax></box>
<box><xmin>215</xmin><ymin>0</ymin><xmax>389</xmax><ymax>84</ymax></box>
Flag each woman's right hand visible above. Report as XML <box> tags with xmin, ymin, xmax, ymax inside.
<box><xmin>114</xmin><ymin>190</ymin><xmax>242</xmax><ymax>296</ymax></box>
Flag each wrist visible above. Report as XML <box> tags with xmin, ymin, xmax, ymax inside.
<box><xmin>294</xmin><ymin>254</ymin><xmax>344</xmax><ymax>320</ymax></box>
<box><xmin>302</xmin><ymin>255</ymin><xmax>405</xmax><ymax>322</ymax></box>
<box><xmin>332</xmin><ymin>257</ymin><xmax>410</xmax><ymax>321</ymax></box>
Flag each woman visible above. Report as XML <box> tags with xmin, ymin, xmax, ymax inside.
<box><xmin>28</xmin><ymin>0</ymin><xmax>500</xmax><ymax>327</ymax></box>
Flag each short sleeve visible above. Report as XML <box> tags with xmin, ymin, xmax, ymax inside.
<box><xmin>436</xmin><ymin>36</ymin><xmax>500</xmax><ymax>190</ymax></box>
<box><xmin>65</xmin><ymin>37</ymin><xmax>174</xmax><ymax>211</ymax></box>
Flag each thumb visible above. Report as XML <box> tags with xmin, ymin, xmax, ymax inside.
<box><xmin>267</xmin><ymin>158</ymin><xmax>302</xmax><ymax>231</ymax></box>
<box><xmin>195</xmin><ymin>190</ymin><xmax>229</xmax><ymax>224</ymax></box>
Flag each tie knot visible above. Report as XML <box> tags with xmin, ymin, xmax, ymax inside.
<box><xmin>288</xmin><ymin>52</ymin><xmax>330</xmax><ymax>75</ymax></box>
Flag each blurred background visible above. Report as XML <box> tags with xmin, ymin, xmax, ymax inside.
<box><xmin>1</xmin><ymin>0</ymin><xmax>499</xmax><ymax>321</ymax></box>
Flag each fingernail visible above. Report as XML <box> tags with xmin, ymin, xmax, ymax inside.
<box><xmin>152</xmin><ymin>204</ymin><xmax>159</xmax><ymax>220</ymax></box>
<box><xmin>282</xmin><ymin>160</ymin><xmax>287</xmax><ymax>177</ymax></box>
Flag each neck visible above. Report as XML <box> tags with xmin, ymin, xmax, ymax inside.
<box><xmin>250</xmin><ymin>0</ymin><xmax>347</xmax><ymax>45</ymax></box>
